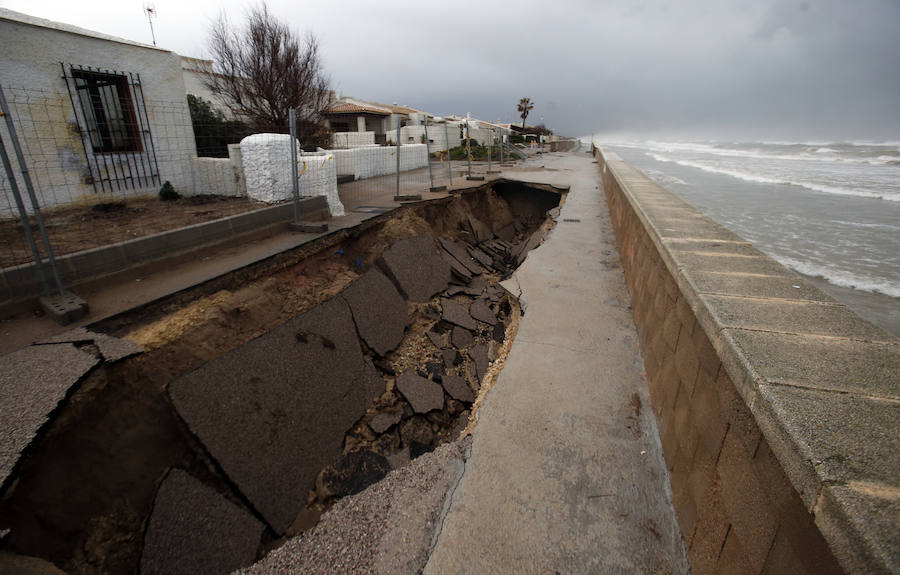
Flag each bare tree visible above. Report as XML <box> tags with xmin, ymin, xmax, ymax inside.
<box><xmin>204</xmin><ymin>4</ymin><xmax>333</xmax><ymax>131</ymax></box>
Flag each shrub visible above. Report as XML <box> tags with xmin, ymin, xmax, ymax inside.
<box><xmin>159</xmin><ymin>181</ymin><xmax>180</xmax><ymax>201</ymax></box>
<box><xmin>187</xmin><ymin>95</ymin><xmax>251</xmax><ymax>158</ymax></box>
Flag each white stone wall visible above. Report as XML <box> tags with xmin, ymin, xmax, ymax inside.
<box><xmin>385</xmin><ymin>122</ymin><xmax>463</xmax><ymax>151</ymax></box>
<box><xmin>332</xmin><ymin>144</ymin><xmax>428</xmax><ymax>180</ymax></box>
<box><xmin>190</xmin><ymin>152</ymin><xmax>245</xmax><ymax>197</ymax></box>
<box><xmin>240</xmin><ymin>133</ymin><xmax>344</xmax><ymax>216</ymax></box>
<box><xmin>332</xmin><ymin>131</ymin><xmax>375</xmax><ymax>148</ymax></box>
<box><xmin>299</xmin><ymin>152</ymin><xmax>342</xmax><ymax>216</ymax></box>
<box><xmin>0</xmin><ymin>10</ymin><xmax>197</xmax><ymax>216</ymax></box>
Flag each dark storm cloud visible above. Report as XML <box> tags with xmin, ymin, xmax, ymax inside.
<box><xmin>4</xmin><ymin>0</ymin><xmax>899</xmax><ymax>139</ymax></box>
<box><xmin>308</xmin><ymin>0</ymin><xmax>900</xmax><ymax>139</ymax></box>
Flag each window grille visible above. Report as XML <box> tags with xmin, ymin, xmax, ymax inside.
<box><xmin>61</xmin><ymin>63</ymin><xmax>160</xmax><ymax>194</ymax></box>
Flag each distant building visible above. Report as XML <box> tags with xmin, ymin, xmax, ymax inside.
<box><xmin>322</xmin><ymin>100</ymin><xmax>392</xmax><ymax>145</ymax></box>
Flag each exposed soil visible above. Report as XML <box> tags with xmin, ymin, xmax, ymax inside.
<box><xmin>0</xmin><ymin>195</ymin><xmax>269</xmax><ymax>268</ymax></box>
<box><xmin>0</xmin><ymin>182</ymin><xmax>563</xmax><ymax>574</ymax></box>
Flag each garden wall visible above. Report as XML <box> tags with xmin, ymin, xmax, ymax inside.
<box><xmin>332</xmin><ymin>131</ymin><xmax>375</xmax><ymax>148</ymax></box>
<box><xmin>331</xmin><ymin>144</ymin><xmax>428</xmax><ymax>181</ymax></box>
<box><xmin>595</xmin><ymin>148</ymin><xmax>898</xmax><ymax>575</ymax></box>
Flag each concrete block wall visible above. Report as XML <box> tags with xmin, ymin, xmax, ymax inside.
<box><xmin>190</xmin><ymin>151</ymin><xmax>244</xmax><ymax>198</ymax></box>
<box><xmin>332</xmin><ymin>131</ymin><xmax>375</xmax><ymax>148</ymax></box>
<box><xmin>384</xmin><ymin>123</ymin><xmax>463</xmax><ymax>151</ymax></box>
<box><xmin>595</xmin><ymin>147</ymin><xmax>899</xmax><ymax>575</ymax></box>
<box><xmin>331</xmin><ymin>144</ymin><xmax>428</xmax><ymax>180</ymax></box>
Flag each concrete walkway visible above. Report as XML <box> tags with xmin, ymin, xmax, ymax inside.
<box><xmin>424</xmin><ymin>151</ymin><xmax>690</xmax><ymax>573</ymax></box>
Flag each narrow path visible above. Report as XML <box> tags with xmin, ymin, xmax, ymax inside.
<box><xmin>424</xmin><ymin>151</ymin><xmax>690</xmax><ymax>573</ymax></box>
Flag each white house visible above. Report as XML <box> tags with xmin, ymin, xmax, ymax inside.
<box><xmin>0</xmin><ymin>8</ymin><xmax>244</xmax><ymax>216</ymax></box>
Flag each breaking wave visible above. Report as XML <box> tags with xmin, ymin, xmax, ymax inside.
<box><xmin>774</xmin><ymin>256</ymin><xmax>900</xmax><ymax>298</ymax></box>
<box><xmin>647</xmin><ymin>153</ymin><xmax>899</xmax><ymax>202</ymax></box>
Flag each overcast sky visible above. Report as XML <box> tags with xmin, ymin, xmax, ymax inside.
<box><xmin>3</xmin><ymin>0</ymin><xmax>899</xmax><ymax>140</ymax></box>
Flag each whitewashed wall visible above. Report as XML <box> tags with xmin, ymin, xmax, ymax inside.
<box><xmin>332</xmin><ymin>144</ymin><xmax>428</xmax><ymax>180</ymax></box>
<box><xmin>240</xmin><ymin>133</ymin><xmax>344</xmax><ymax>216</ymax></box>
<box><xmin>385</xmin><ymin>122</ymin><xmax>464</xmax><ymax>151</ymax></box>
<box><xmin>332</xmin><ymin>131</ymin><xmax>375</xmax><ymax>148</ymax></box>
<box><xmin>190</xmin><ymin>144</ymin><xmax>246</xmax><ymax>197</ymax></box>
<box><xmin>0</xmin><ymin>9</ymin><xmax>197</xmax><ymax>216</ymax></box>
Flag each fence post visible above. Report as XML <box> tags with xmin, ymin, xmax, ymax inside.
<box><xmin>393</xmin><ymin>117</ymin><xmax>421</xmax><ymax>202</ymax></box>
<box><xmin>395</xmin><ymin>117</ymin><xmax>400</xmax><ymax>197</ymax></box>
<box><xmin>288</xmin><ymin>108</ymin><xmax>327</xmax><ymax>233</ymax></box>
<box><xmin>444</xmin><ymin>121</ymin><xmax>452</xmax><ymax>187</ymax></box>
<box><xmin>487</xmin><ymin>128</ymin><xmax>492</xmax><ymax>173</ymax></box>
<box><xmin>500</xmin><ymin>130</ymin><xmax>504</xmax><ymax>164</ymax></box>
<box><xmin>465</xmin><ymin>121</ymin><xmax>471</xmax><ymax>178</ymax></box>
<box><xmin>289</xmin><ymin>108</ymin><xmax>301</xmax><ymax>224</ymax></box>
<box><xmin>0</xmin><ymin>86</ymin><xmax>64</xmax><ymax>297</ymax></box>
<box><xmin>0</xmin><ymin>124</ymin><xmax>50</xmax><ymax>297</ymax></box>
<box><xmin>424</xmin><ymin>115</ymin><xmax>434</xmax><ymax>191</ymax></box>
<box><xmin>0</xmin><ymin>84</ymin><xmax>87</xmax><ymax>323</ymax></box>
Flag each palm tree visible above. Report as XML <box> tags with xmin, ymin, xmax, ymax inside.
<box><xmin>517</xmin><ymin>97</ymin><xmax>534</xmax><ymax>131</ymax></box>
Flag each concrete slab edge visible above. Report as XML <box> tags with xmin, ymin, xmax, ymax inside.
<box><xmin>597</xmin><ymin>147</ymin><xmax>900</xmax><ymax>574</ymax></box>
<box><xmin>0</xmin><ymin>197</ymin><xmax>329</xmax><ymax>305</ymax></box>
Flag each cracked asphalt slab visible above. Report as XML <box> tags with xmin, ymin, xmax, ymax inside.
<box><xmin>169</xmin><ymin>296</ymin><xmax>384</xmax><ymax>534</ymax></box>
<box><xmin>234</xmin><ymin>438</ymin><xmax>471</xmax><ymax>575</ymax></box>
<box><xmin>0</xmin><ymin>343</ymin><xmax>98</xmax><ymax>490</ymax></box>
<box><xmin>35</xmin><ymin>327</ymin><xmax>143</xmax><ymax>363</ymax></box>
<box><xmin>236</xmin><ymin>149</ymin><xmax>688</xmax><ymax>574</ymax></box>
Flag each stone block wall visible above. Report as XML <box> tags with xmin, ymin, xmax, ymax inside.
<box><xmin>595</xmin><ymin>147</ymin><xmax>899</xmax><ymax>575</ymax></box>
<box><xmin>332</xmin><ymin>131</ymin><xmax>375</xmax><ymax>148</ymax></box>
<box><xmin>190</xmin><ymin>148</ymin><xmax>244</xmax><ymax>198</ymax></box>
<box><xmin>331</xmin><ymin>144</ymin><xmax>428</xmax><ymax>181</ymax></box>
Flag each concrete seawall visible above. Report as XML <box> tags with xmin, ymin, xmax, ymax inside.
<box><xmin>595</xmin><ymin>148</ymin><xmax>898</xmax><ymax>574</ymax></box>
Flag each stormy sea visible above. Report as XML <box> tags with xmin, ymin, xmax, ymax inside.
<box><xmin>592</xmin><ymin>139</ymin><xmax>900</xmax><ymax>336</ymax></box>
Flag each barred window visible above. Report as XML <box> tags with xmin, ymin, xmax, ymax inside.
<box><xmin>72</xmin><ymin>69</ymin><xmax>142</xmax><ymax>153</ymax></box>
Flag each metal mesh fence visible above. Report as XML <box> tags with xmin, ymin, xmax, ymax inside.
<box><xmin>0</xmin><ymin>82</ymin><xmax>521</xmax><ymax>305</ymax></box>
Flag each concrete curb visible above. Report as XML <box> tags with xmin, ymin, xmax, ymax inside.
<box><xmin>0</xmin><ymin>196</ymin><xmax>329</xmax><ymax>305</ymax></box>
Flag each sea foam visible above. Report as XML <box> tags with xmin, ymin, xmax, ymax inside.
<box><xmin>774</xmin><ymin>256</ymin><xmax>900</xmax><ymax>298</ymax></box>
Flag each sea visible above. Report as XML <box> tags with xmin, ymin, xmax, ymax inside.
<box><xmin>586</xmin><ymin>139</ymin><xmax>900</xmax><ymax>337</ymax></box>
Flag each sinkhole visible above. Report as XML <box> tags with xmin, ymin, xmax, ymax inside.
<box><xmin>0</xmin><ymin>180</ymin><xmax>565</xmax><ymax>575</ymax></box>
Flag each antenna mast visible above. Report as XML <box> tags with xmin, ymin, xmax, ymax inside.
<box><xmin>143</xmin><ymin>3</ymin><xmax>157</xmax><ymax>46</ymax></box>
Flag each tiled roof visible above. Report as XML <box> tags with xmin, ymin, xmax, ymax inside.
<box><xmin>386</xmin><ymin>104</ymin><xmax>421</xmax><ymax>115</ymax></box>
<box><xmin>324</xmin><ymin>102</ymin><xmax>391</xmax><ymax>116</ymax></box>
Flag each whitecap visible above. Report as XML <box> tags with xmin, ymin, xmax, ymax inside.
<box><xmin>773</xmin><ymin>256</ymin><xmax>900</xmax><ymax>298</ymax></box>
<box><xmin>646</xmin><ymin>154</ymin><xmax>900</xmax><ymax>201</ymax></box>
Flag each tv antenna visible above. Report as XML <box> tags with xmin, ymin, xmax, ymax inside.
<box><xmin>143</xmin><ymin>3</ymin><xmax>157</xmax><ymax>46</ymax></box>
